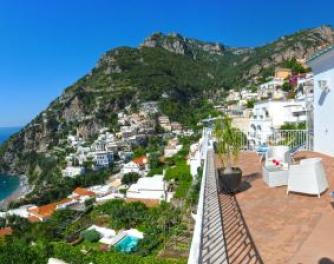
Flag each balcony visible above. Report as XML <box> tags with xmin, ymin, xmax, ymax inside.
<box><xmin>189</xmin><ymin>128</ymin><xmax>333</xmax><ymax>263</ymax></box>
<box><xmin>222</xmin><ymin>151</ymin><xmax>334</xmax><ymax>263</ymax></box>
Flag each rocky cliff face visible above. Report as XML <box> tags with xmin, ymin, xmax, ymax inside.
<box><xmin>141</xmin><ymin>32</ymin><xmax>225</xmax><ymax>57</ymax></box>
<box><xmin>1</xmin><ymin>25</ymin><xmax>334</xmax><ymax>181</ymax></box>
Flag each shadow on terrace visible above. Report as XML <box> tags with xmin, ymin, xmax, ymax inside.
<box><xmin>218</xmin><ymin>150</ymin><xmax>334</xmax><ymax>264</ymax></box>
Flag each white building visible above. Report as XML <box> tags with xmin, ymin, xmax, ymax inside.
<box><xmin>248</xmin><ymin>100</ymin><xmax>307</xmax><ymax>146</ymax></box>
<box><xmin>87</xmin><ymin>225</ymin><xmax>116</xmax><ymax>238</ymax></box>
<box><xmin>164</xmin><ymin>138</ymin><xmax>183</xmax><ymax>158</ymax></box>
<box><xmin>158</xmin><ymin>115</ymin><xmax>171</xmax><ymax>131</ymax></box>
<box><xmin>122</xmin><ymin>161</ymin><xmax>141</xmax><ymax>175</ymax></box>
<box><xmin>188</xmin><ymin>143</ymin><xmax>202</xmax><ymax>177</ymax></box>
<box><xmin>258</xmin><ymin>78</ymin><xmax>286</xmax><ymax>100</ymax></box>
<box><xmin>240</xmin><ymin>89</ymin><xmax>258</xmax><ymax>101</ymax></box>
<box><xmin>164</xmin><ymin>144</ymin><xmax>183</xmax><ymax>158</ymax></box>
<box><xmin>308</xmin><ymin>46</ymin><xmax>334</xmax><ymax>156</ymax></box>
<box><xmin>67</xmin><ymin>135</ymin><xmax>80</xmax><ymax>147</ymax></box>
<box><xmin>127</xmin><ymin>175</ymin><xmax>167</xmax><ymax>201</ymax></box>
<box><xmin>88</xmin><ymin>185</ymin><xmax>113</xmax><ymax>198</ymax></box>
<box><xmin>47</xmin><ymin>258</ymin><xmax>68</xmax><ymax>264</ymax></box>
<box><xmin>62</xmin><ymin>166</ymin><xmax>85</xmax><ymax>178</ymax></box>
<box><xmin>295</xmin><ymin>73</ymin><xmax>314</xmax><ymax>101</ymax></box>
<box><xmin>0</xmin><ymin>204</ymin><xmax>37</xmax><ymax>219</ymax></box>
<box><xmin>226</xmin><ymin>89</ymin><xmax>241</xmax><ymax>102</ymax></box>
<box><xmin>259</xmin><ymin>78</ymin><xmax>284</xmax><ymax>91</ymax></box>
<box><xmin>90</xmin><ymin>151</ymin><xmax>113</xmax><ymax>168</ymax></box>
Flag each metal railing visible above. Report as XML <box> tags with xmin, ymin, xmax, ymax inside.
<box><xmin>237</xmin><ymin>129</ymin><xmax>313</xmax><ymax>151</ymax></box>
<box><xmin>188</xmin><ymin>128</ymin><xmax>312</xmax><ymax>264</ymax></box>
<box><xmin>188</xmin><ymin>130</ymin><xmax>229</xmax><ymax>264</ymax></box>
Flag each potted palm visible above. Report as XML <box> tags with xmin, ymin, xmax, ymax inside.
<box><xmin>214</xmin><ymin>116</ymin><xmax>243</xmax><ymax>193</ymax></box>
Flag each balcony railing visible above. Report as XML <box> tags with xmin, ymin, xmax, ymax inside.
<box><xmin>245</xmin><ymin>129</ymin><xmax>312</xmax><ymax>151</ymax></box>
<box><xmin>188</xmin><ymin>133</ymin><xmax>228</xmax><ymax>264</ymax></box>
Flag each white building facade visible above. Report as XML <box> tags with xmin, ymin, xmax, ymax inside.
<box><xmin>308</xmin><ymin>47</ymin><xmax>334</xmax><ymax>156</ymax></box>
<box><xmin>248</xmin><ymin>100</ymin><xmax>307</xmax><ymax>146</ymax></box>
<box><xmin>62</xmin><ymin>166</ymin><xmax>85</xmax><ymax>178</ymax></box>
<box><xmin>127</xmin><ymin>175</ymin><xmax>167</xmax><ymax>201</ymax></box>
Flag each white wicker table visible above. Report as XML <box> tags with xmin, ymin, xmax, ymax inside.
<box><xmin>262</xmin><ymin>166</ymin><xmax>288</xmax><ymax>187</ymax></box>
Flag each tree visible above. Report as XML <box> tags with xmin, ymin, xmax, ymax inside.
<box><xmin>246</xmin><ymin>99</ymin><xmax>255</xmax><ymax>109</ymax></box>
<box><xmin>80</xmin><ymin>229</ymin><xmax>101</xmax><ymax>242</ymax></box>
<box><xmin>122</xmin><ymin>172</ymin><xmax>140</xmax><ymax>185</ymax></box>
<box><xmin>282</xmin><ymin>81</ymin><xmax>293</xmax><ymax>92</ymax></box>
<box><xmin>214</xmin><ymin>116</ymin><xmax>242</xmax><ymax>172</ymax></box>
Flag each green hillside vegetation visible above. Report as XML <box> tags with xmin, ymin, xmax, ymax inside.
<box><xmin>0</xmin><ymin>26</ymin><xmax>334</xmax><ymax>210</ymax></box>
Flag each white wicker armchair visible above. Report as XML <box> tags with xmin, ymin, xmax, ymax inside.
<box><xmin>287</xmin><ymin>158</ymin><xmax>328</xmax><ymax>198</ymax></box>
<box><xmin>264</xmin><ymin>146</ymin><xmax>291</xmax><ymax>167</ymax></box>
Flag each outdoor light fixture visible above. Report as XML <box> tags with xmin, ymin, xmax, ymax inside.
<box><xmin>318</xmin><ymin>80</ymin><xmax>330</xmax><ymax>92</ymax></box>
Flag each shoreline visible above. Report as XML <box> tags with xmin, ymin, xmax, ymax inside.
<box><xmin>0</xmin><ymin>175</ymin><xmax>32</xmax><ymax>210</ymax></box>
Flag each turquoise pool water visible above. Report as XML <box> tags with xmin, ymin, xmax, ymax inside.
<box><xmin>115</xmin><ymin>235</ymin><xmax>140</xmax><ymax>252</ymax></box>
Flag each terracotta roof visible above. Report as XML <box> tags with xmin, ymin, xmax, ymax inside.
<box><xmin>0</xmin><ymin>227</ymin><xmax>12</xmax><ymax>237</ymax></box>
<box><xmin>133</xmin><ymin>156</ymin><xmax>148</xmax><ymax>166</ymax></box>
<box><xmin>28</xmin><ymin>198</ymin><xmax>72</xmax><ymax>220</ymax></box>
<box><xmin>73</xmin><ymin>187</ymin><xmax>96</xmax><ymax>197</ymax></box>
<box><xmin>28</xmin><ymin>215</ymin><xmax>41</xmax><ymax>223</ymax></box>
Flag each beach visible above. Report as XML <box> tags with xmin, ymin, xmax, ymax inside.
<box><xmin>0</xmin><ymin>175</ymin><xmax>32</xmax><ymax>210</ymax></box>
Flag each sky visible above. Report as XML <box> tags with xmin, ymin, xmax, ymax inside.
<box><xmin>1</xmin><ymin>0</ymin><xmax>334</xmax><ymax>127</ymax></box>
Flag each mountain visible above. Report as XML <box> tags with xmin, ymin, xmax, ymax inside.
<box><xmin>1</xmin><ymin>25</ymin><xmax>334</xmax><ymax>187</ymax></box>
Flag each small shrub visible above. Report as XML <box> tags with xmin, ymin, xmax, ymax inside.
<box><xmin>80</xmin><ymin>229</ymin><xmax>101</xmax><ymax>242</ymax></box>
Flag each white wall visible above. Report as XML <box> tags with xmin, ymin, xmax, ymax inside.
<box><xmin>248</xmin><ymin>100</ymin><xmax>306</xmax><ymax>145</ymax></box>
<box><xmin>313</xmin><ymin>68</ymin><xmax>334</xmax><ymax>156</ymax></box>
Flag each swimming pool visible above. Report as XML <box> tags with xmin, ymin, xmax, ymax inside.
<box><xmin>114</xmin><ymin>235</ymin><xmax>140</xmax><ymax>252</ymax></box>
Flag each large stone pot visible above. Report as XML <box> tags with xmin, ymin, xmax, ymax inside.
<box><xmin>217</xmin><ymin>167</ymin><xmax>242</xmax><ymax>193</ymax></box>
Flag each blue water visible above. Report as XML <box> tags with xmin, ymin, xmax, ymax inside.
<box><xmin>0</xmin><ymin>127</ymin><xmax>22</xmax><ymax>201</ymax></box>
<box><xmin>0</xmin><ymin>127</ymin><xmax>21</xmax><ymax>144</ymax></box>
<box><xmin>0</xmin><ymin>174</ymin><xmax>20</xmax><ymax>201</ymax></box>
<box><xmin>115</xmin><ymin>235</ymin><xmax>140</xmax><ymax>252</ymax></box>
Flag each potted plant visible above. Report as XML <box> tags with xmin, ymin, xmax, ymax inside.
<box><xmin>214</xmin><ymin>116</ymin><xmax>243</xmax><ymax>193</ymax></box>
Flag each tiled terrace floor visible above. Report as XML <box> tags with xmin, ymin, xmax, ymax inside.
<box><xmin>223</xmin><ymin>151</ymin><xmax>334</xmax><ymax>264</ymax></box>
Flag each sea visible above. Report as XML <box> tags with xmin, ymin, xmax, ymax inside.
<box><xmin>0</xmin><ymin>127</ymin><xmax>22</xmax><ymax>201</ymax></box>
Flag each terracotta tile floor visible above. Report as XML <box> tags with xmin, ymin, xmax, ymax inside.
<box><xmin>221</xmin><ymin>151</ymin><xmax>334</xmax><ymax>264</ymax></box>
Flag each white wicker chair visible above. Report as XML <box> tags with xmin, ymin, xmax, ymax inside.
<box><xmin>264</xmin><ymin>146</ymin><xmax>291</xmax><ymax>167</ymax></box>
<box><xmin>287</xmin><ymin>158</ymin><xmax>328</xmax><ymax>198</ymax></box>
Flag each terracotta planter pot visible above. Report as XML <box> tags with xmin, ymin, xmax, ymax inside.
<box><xmin>217</xmin><ymin>167</ymin><xmax>242</xmax><ymax>193</ymax></box>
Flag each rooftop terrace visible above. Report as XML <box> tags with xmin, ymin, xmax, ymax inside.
<box><xmin>225</xmin><ymin>151</ymin><xmax>334</xmax><ymax>263</ymax></box>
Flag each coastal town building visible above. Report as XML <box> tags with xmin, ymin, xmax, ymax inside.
<box><xmin>27</xmin><ymin>198</ymin><xmax>74</xmax><ymax>222</ymax></box>
<box><xmin>0</xmin><ymin>204</ymin><xmax>37</xmax><ymax>219</ymax></box>
<box><xmin>62</xmin><ymin>166</ymin><xmax>85</xmax><ymax>178</ymax></box>
<box><xmin>240</xmin><ymin>88</ymin><xmax>258</xmax><ymax>101</ymax></box>
<box><xmin>126</xmin><ymin>175</ymin><xmax>169</xmax><ymax>206</ymax></box>
<box><xmin>188</xmin><ymin>143</ymin><xmax>202</xmax><ymax>177</ymax></box>
<box><xmin>308</xmin><ymin>46</ymin><xmax>334</xmax><ymax>156</ymax></box>
<box><xmin>158</xmin><ymin>115</ymin><xmax>172</xmax><ymax>131</ymax></box>
<box><xmin>90</xmin><ymin>151</ymin><xmax>113</xmax><ymax>168</ymax></box>
<box><xmin>164</xmin><ymin>138</ymin><xmax>183</xmax><ymax>158</ymax></box>
<box><xmin>132</xmin><ymin>156</ymin><xmax>148</xmax><ymax>170</ymax></box>
<box><xmin>122</xmin><ymin>161</ymin><xmax>141</xmax><ymax>175</ymax></box>
<box><xmin>171</xmin><ymin>121</ymin><xmax>183</xmax><ymax>134</ymax></box>
<box><xmin>226</xmin><ymin>89</ymin><xmax>241</xmax><ymax>102</ymax></box>
<box><xmin>87</xmin><ymin>225</ymin><xmax>116</xmax><ymax>245</ymax></box>
<box><xmin>259</xmin><ymin>78</ymin><xmax>284</xmax><ymax>91</ymax></box>
<box><xmin>248</xmin><ymin>100</ymin><xmax>307</xmax><ymax>147</ymax></box>
<box><xmin>275</xmin><ymin>67</ymin><xmax>292</xmax><ymax>79</ymax></box>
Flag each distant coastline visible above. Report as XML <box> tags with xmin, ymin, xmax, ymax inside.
<box><xmin>0</xmin><ymin>175</ymin><xmax>32</xmax><ymax>210</ymax></box>
<box><xmin>0</xmin><ymin>126</ymin><xmax>27</xmax><ymax>208</ymax></box>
